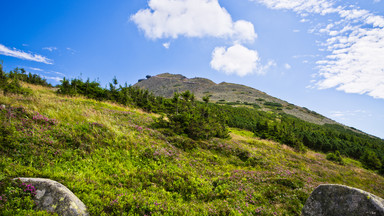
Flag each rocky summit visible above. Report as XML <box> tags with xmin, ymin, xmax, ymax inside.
<box><xmin>134</xmin><ymin>73</ymin><xmax>339</xmax><ymax>126</ymax></box>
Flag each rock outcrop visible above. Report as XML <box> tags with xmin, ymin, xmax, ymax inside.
<box><xmin>302</xmin><ymin>184</ymin><xmax>384</xmax><ymax>216</ymax></box>
<box><xmin>16</xmin><ymin>178</ymin><xmax>89</xmax><ymax>216</ymax></box>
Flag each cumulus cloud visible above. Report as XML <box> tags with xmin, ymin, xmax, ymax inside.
<box><xmin>232</xmin><ymin>20</ymin><xmax>258</xmax><ymax>43</ymax></box>
<box><xmin>132</xmin><ymin>0</ymin><xmax>267</xmax><ymax>77</ymax></box>
<box><xmin>0</xmin><ymin>44</ymin><xmax>53</xmax><ymax>64</ymax></box>
<box><xmin>131</xmin><ymin>0</ymin><xmax>257</xmax><ymax>43</ymax></box>
<box><xmin>210</xmin><ymin>44</ymin><xmax>263</xmax><ymax>77</ymax></box>
<box><xmin>252</xmin><ymin>0</ymin><xmax>384</xmax><ymax>99</ymax></box>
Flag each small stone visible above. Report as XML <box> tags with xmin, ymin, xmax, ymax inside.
<box><xmin>302</xmin><ymin>184</ymin><xmax>384</xmax><ymax>216</ymax></box>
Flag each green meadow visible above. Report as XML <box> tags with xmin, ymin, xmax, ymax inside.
<box><xmin>1</xmin><ymin>83</ymin><xmax>384</xmax><ymax>215</ymax></box>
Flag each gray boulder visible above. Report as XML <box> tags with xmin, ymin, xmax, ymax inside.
<box><xmin>15</xmin><ymin>178</ymin><xmax>89</xmax><ymax>216</ymax></box>
<box><xmin>302</xmin><ymin>184</ymin><xmax>384</xmax><ymax>216</ymax></box>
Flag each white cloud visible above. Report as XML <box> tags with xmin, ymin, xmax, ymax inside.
<box><xmin>43</xmin><ymin>70</ymin><xmax>65</xmax><ymax>77</ymax></box>
<box><xmin>131</xmin><ymin>0</ymin><xmax>257</xmax><ymax>43</ymax></box>
<box><xmin>132</xmin><ymin>0</ymin><xmax>265</xmax><ymax>77</ymax></box>
<box><xmin>163</xmin><ymin>42</ymin><xmax>170</xmax><ymax>49</ymax></box>
<box><xmin>24</xmin><ymin>67</ymin><xmax>65</xmax><ymax>78</ymax></box>
<box><xmin>50</xmin><ymin>71</ymin><xmax>65</xmax><ymax>76</ymax></box>
<box><xmin>315</xmin><ymin>9</ymin><xmax>384</xmax><ymax>99</ymax></box>
<box><xmin>41</xmin><ymin>75</ymin><xmax>63</xmax><ymax>82</ymax></box>
<box><xmin>210</xmin><ymin>44</ymin><xmax>263</xmax><ymax>77</ymax></box>
<box><xmin>27</xmin><ymin>67</ymin><xmax>43</xmax><ymax>71</ymax></box>
<box><xmin>251</xmin><ymin>0</ymin><xmax>338</xmax><ymax>15</ymax></box>
<box><xmin>284</xmin><ymin>63</ymin><xmax>292</xmax><ymax>69</ymax></box>
<box><xmin>316</xmin><ymin>26</ymin><xmax>384</xmax><ymax>99</ymax></box>
<box><xmin>330</xmin><ymin>110</ymin><xmax>370</xmax><ymax>120</ymax></box>
<box><xmin>42</xmin><ymin>47</ymin><xmax>57</xmax><ymax>52</ymax></box>
<box><xmin>262</xmin><ymin>60</ymin><xmax>277</xmax><ymax>72</ymax></box>
<box><xmin>233</xmin><ymin>20</ymin><xmax>258</xmax><ymax>43</ymax></box>
<box><xmin>330</xmin><ymin>111</ymin><xmax>345</xmax><ymax>118</ymax></box>
<box><xmin>0</xmin><ymin>44</ymin><xmax>53</xmax><ymax>64</ymax></box>
<box><xmin>252</xmin><ymin>0</ymin><xmax>384</xmax><ymax>99</ymax></box>
<box><xmin>366</xmin><ymin>15</ymin><xmax>384</xmax><ymax>28</ymax></box>
<box><xmin>66</xmin><ymin>47</ymin><xmax>77</xmax><ymax>54</ymax></box>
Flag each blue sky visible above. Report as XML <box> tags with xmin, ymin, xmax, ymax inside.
<box><xmin>1</xmin><ymin>0</ymin><xmax>383</xmax><ymax>138</ymax></box>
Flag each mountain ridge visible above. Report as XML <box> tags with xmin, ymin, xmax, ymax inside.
<box><xmin>134</xmin><ymin>73</ymin><xmax>338</xmax><ymax>126</ymax></box>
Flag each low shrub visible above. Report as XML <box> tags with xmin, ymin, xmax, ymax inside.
<box><xmin>0</xmin><ymin>177</ymin><xmax>50</xmax><ymax>215</ymax></box>
<box><xmin>326</xmin><ymin>151</ymin><xmax>344</xmax><ymax>165</ymax></box>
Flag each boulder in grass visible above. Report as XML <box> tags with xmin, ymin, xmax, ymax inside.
<box><xmin>15</xmin><ymin>178</ymin><xmax>89</xmax><ymax>216</ymax></box>
<box><xmin>302</xmin><ymin>184</ymin><xmax>384</xmax><ymax>216</ymax></box>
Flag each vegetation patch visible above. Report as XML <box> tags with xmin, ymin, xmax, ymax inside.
<box><xmin>326</xmin><ymin>151</ymin><xmax>344</xmax><ymax>165</ymax></box>
<box><xmin>1</xmin><ymin>64</ymin><xmax>384</xmax><ymax>215</ymax></box>
<box><xmin>264</xmin><ymin>102</ymin><xmax>283</xmax><ymax>108</ymax></box>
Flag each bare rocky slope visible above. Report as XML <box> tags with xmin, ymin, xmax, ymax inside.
<box><xmin>134</xmin><ymin>73</ymin><xmax>337</xmax><ymax>126</ymax></box>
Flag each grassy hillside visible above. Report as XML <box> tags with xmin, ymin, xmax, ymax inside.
<box><xmin>1</xmin><ymin>83</ymin><xmax>384</xmax><ymax>215</ymax></box>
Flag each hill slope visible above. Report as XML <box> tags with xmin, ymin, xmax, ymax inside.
<box><xmin>1</xmin><ymin>83</ymin><xmax>384</xmax><ymax>215</ymax></box>
<box><xmin>134</xmin><ymin>73</ymin><xmax>337</xmax><ymax>125</ymax></box>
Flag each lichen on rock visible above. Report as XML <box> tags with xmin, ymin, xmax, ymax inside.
<box><xmin>302</xmin><ymin>184</ymin><xmax>384</xmax><ymax>216</ymax></box>
<box><xmin>15</xmin><ymin>178</ymin><xmax>89</xmax><ymax>216</ymax></box>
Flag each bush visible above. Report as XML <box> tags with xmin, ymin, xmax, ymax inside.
<box><xmin>326</xmin><ymin>151</ymin><xmax>344</xmax><ymax>165</ymax></box>
<box><xmin>264</xmin><ymin>102</ymin><xmax>283</xmax><ymax>107</ymax></box>
<box><xmin>2</xmin><ymin>79</ymin><xmax>32</xmax><ymax>96</ymax></box>
<box><xmin>360</xmin><ymin>150</ymin><xmax>382</xmax><ymax>170</ymax></box>
<box><xmin>156</xmin><ymin>91</ymin><xmax>229</xmax><ymax>140</ymax></box>
<box><xmin>0</xmin><ymin>124</ymin><xmax>19</xmax><ymax>152</ymax></box>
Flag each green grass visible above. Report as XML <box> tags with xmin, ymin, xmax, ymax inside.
<box><xmin>1</xmin><ymin>84</ymin><xmax>384</xmax><ymax>215</ymax></box>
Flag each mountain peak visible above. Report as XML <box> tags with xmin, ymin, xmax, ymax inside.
<box><xmin>134</xmin><ymin>73</ymin><xmax>337</xmax><ymax>125</ymax></box>
<box><xmin>156</xmin><ymin>73</ymin><xmax>187</xmax><ymax>79</ymax></box>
